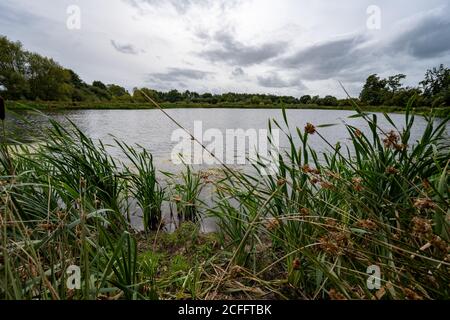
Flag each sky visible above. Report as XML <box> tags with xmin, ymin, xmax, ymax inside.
<box><xmin>1</xmin><ymin>0</ymin><xmax>449</xmax><ymax>98</ymax></box>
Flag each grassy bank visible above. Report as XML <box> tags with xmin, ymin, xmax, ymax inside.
<box><xmin>0</xmin><ymin>101</ymin><xmax>449</xmax><ymax>300</ymax></box>
<box><xmin>6</xmin><ymin>100</ymin><xmax>450</xmax><ymax>117</ymax></box>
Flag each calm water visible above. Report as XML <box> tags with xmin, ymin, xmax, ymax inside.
<box><xmin>6</xmin><ymin>108</ymin><xmax>448</xmax><ymax>172</ymax></box>
<box><xmin>5</xmin><ymin>108</ymin><xmax>448</xmax><ymax>231</ymax></box>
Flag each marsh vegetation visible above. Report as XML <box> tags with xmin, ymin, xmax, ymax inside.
<box><xmin>0</xmin><ymin>98</ymin><xmax>449</xmax><ymax>300</ymax></box>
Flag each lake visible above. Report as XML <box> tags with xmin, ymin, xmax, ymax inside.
<box><xmin>4</xmin><ymin>108</ymin><xmax>449</xmax><ymax>231</ymax></box>
<box><xmin>6</xmin><ymin>108</ymin><xmax>448</xmax><ymax>173</ymax></box>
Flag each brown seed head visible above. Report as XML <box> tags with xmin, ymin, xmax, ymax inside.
<box><xmin>299</xmin><ymin>207</ymin><xmax>310</xmax><ymax>216</ymax></box>
<box><xmin>352</xmin><ymin>177</ymin><xmax>363</xmax><ymax>191</ymax></box>
<box><xmin>292</xmin><ymin>258</ymin><xmax>301</xmax><ymax>270</ymax></box>
<box><xmin>305</xmin><ymin>123</ymin><xmax>316</xmax><ymax>135</ymax></box>
<box><xmin>411</xmin><ymin>217</ymin><xmax>432</xmax><ymax>237</ymax></box>
<box><xmin>383</xmin><ymin>130</ymin><xmax>400</xmax><ymax>149</ymax></box>
<box><xmin>266</xmin><ymin>218</ymin><xmax>280</xmax><ymax>231</ymax></box>
<box><xmin>385</xmin><ymin>166</ymin><xmax>399</xmax><ymax>175</ymax></box>
<box><xmin>414</xmin><ymin>198</ymin><xmax>436</xmax><ymax>210</ymax></box>
<box><xmin>422</xmin><ymin>179</ymin><xmax>431</xmax><ymax>190</ymax></box>
<box><xmin>356</xmin><ymin>219</ymin><xmax>377</xmax><ymax>231</ymax></box>
<box><xmin>320</xmin><ymin>180</ymin><xmax>334</xmax><ymax>190</ymax></box>
<box><xmin>403</xmin><ymin>288</ymin><xmax>423</xmax><ymax>300</ymax></box>
<box><xmin>329</xmin><ymin>288</ymin><xmax>346</xmax><ymax>300</ymax></box>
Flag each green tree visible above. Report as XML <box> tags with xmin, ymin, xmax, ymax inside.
<box><xmin>67</xmin><ymin>69</ymin><xmax>86</xmax><ymax>89</ymax></box>
<box><xmin>27</xmin><ymin>53</ymin><xmax>71</xmax><ymax>100</ymax></box>
<box><xmin>420</xmin><ymin>64</ymin><xmax>450</xmax><ymax>106</ymax></box>
<box><xmin>300</xmin><ymin>95</ymin><xmax>312</xmax><ymax>104</ymax></box>
<box><xmin>165</xmin><ymin>89</ymin><xmax>182</xmax><ymax>103</ymax></box>
<box><xmin>360</xmin><ymin>74</ymin><xmax>388</xmax><ymax>106</ymax></box>
<box><xmin>107</xmin><ymin>84</ymin><xmax>128</xmax><ymax>97</ymax></box>
<box><xmin>387</xmin><ymin>74</ymin><xmax>406</xmax><ymax>94</ymax></box>
<box><xmin>92</xmin><ymin>80</ymin><xmax>107</xmax><ymax>91</ymax></box>
<box><xmin>132</xmin><ymin>87</ymin><xmax>160</xmax><ymax>103</ymax></box>
<box><xmin>321</xmin><ymin>95</ymin><xmax>338</xmax><ymax>106</ymax></box>
<box><xmin>0</xmin><ymin>36</ymin><xmax>29</xmax><ymax>99</ymax></box>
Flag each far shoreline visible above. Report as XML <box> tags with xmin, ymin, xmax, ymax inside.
<box><xmin>6</xmin><ymin>100</ymin><xmax>450</xmax><ymax>118</ymax></box>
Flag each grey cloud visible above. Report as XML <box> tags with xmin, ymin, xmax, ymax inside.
<box><xmin>275</xmin><ymin>5</ymin><xmax>450</xmax><ymax>84</ymax></box>
<box><xmin>199</xmin><ymin>31</ymin><xmax>287</xmax><ymax>66</ymax></box>
<box><xmin>257</xmin><ymin>72</ymin><xmax>306</xmax><ymax>89</ymax></box>
<box><xmin>148</xmin><ymin>67</ymin><xmax>213</xmax><ymax>82</ymax></box>
<box><xmin>111</xmin><ymin>40</ymin><xmax>140</xmax><ymax>55</ymax></box>
<box><xmin>146</xmin><ymin>67</ymin><xmax>213</xmax><ymax>91</ymax></box>
<box><xmin>125</xmin><ymin>0</ymin><xmax>205</xmax><ymax>14</ymax></box>
<box><xmin>278</xmin><ymin>34</ymin><xmax>370</xmax><ymax>81</ymax></box>
<box><xmin>123</xmin><ymin>0</ymin><xmax>241</xmax><ymax>15</ymax></box>
<box><xmin>387</xmin><ymin>6</ymin><xmax>450</xmax><ymax>58</ymax></box>
<box><xmin>0</xmin><ymin>2</ymin><xmax>38</xmax><ymax>26</ymax></box>
<box><xmin>232</xmin><ymin>67</ymin><xmax>245</xmax><ymax>77</ymax></box>
<box><xmin>0</xmin><ymin>2</ymin><xmax>58</xmax><ymax>40</ymax></box>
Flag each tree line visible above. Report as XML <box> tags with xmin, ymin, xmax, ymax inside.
<box><xmin>1</xmin><ymin>35</ymin><xmax>449</xmax><ymax>107</ymax></box>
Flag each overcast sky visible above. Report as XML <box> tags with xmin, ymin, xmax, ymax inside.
<box><xmin>1</xmin><ymin>0</ymin><xmax>449</xmax><ymax>97</ymax></box>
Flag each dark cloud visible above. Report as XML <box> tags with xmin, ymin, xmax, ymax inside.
<box><xmin>277</xmin><ymin>34</ymin><xmax>370</xmax><ymax>81</ymax></box>
<box><xmin>387</xmin><ymin>6</ymin><xmax>450</xmax><ymax>59</ymax></box>
<box><xmin>148</xmin><ymin>67</ymin><xmax>212</xmax><ymax>82</ymax></box>
<box><xmin>146</xmin><ymin>67</ymin><xmax>213</xmax><ymax>91</ymax></box>
<box><xmin>232</xmin><ymin>67</ymin><xmax>245</xmax><ymax>77</ymax></box>
<box><xmin>199</xmin><ymin>30</ymin><xmax>287</xmax><ymax>66</ymax></box>
<box><xmin>257</xmin><ymin>72</ymin><xmax>306</xmax><ymax>89</ymax></box>
<box><xmin>111</xmin><ymin>40</ymin><xmax>140</xmax><ymax>55</ymax></box>
<box><xmin>274</xmin><ymin>5</ymin><xmax>450</xmax><ymax>84</ymax></box>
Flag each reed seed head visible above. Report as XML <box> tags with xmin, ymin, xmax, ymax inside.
<box><xmin>266</xmin><ymin>218</ymin><xmax>280</xmax><ymax>231</ymax></box>
<box><xmin>403</xmin><ymin>288</ymin><xmax>423</xmax><ymax>300</ymax></box>
<box><xmin>292</xmin><ymin>258</ymin><xmax>301</xmax><ymax>270</ymax></box>
<box><xmin>320</xmin><ymin>180</ymin><xmax>334</xmax><ymax>190</ymax></box>
<box><xmin>310</xmin><ymin>177</ymin><xmax>320</xmax><ymax>185</ymax></box>
<box><xmin>383</xmin><ymin>130</ymin><xmax>400</xmax><ymax>148</ymax></box>
<box><xmin>385</xmin><ymin>166</ymin><xmax>399</xmax><ymax>175</ymax></box>
<box><xmin>328</xmin><ymin>288</ymin><xmax>346</xmax><ymax>300</ymax></box>
<box><xmin>411</xmin><ymin>217</ymin><xmax>432</xmax><ymax>237</ymax></box>
<box><xmin>356</xmin><ymin>219</ymin><xmax>377</xmax><ymax>231</ymax></box>
<box><xmin>352</xmin><ymin>177</ymin><xmax>363</xmax><ymax>191</ymax></box>
<box><xmin>422</xmin><ymin>179</ymin><xmax>431</xmax><ymax>190</ymax></box>
<box><xmin>413</xmin><ymin>198</ymin><xmax>436</xmax><ymax>210</ymax></box>
<box><xmin>299</xmin><ymin>207</ymin><xmax>310</xmax><ymax>216</ymax></box>
<box><xmin>305</xmin><ymin>123</ymin><xmax>316</xmax><ymax>135</ymax></box>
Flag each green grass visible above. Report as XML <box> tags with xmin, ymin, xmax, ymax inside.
<box><xmin>0</xmin><ymin>97</ymin><xmax>449</xmax><ymax>300</ymax></box>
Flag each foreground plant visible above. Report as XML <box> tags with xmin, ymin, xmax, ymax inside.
<box><xmin>209</xmin><ymin>99</ymin><xmax>449</xmax><ymax>299</ymax></box>
<box><xmin>0</xmin><ymin>99</ymin><xmax>449</xmax><ymax>300</ymax></box>
<box><xmin>118</xmin><ymin>141</ymin><xmax>165</xmax><ymax>231</ymax></box>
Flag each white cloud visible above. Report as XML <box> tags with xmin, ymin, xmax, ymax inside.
<box><xmin>0</xmin><ymin>0</ymin><xmax>449</xmax><ymax>97</ymax></box>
